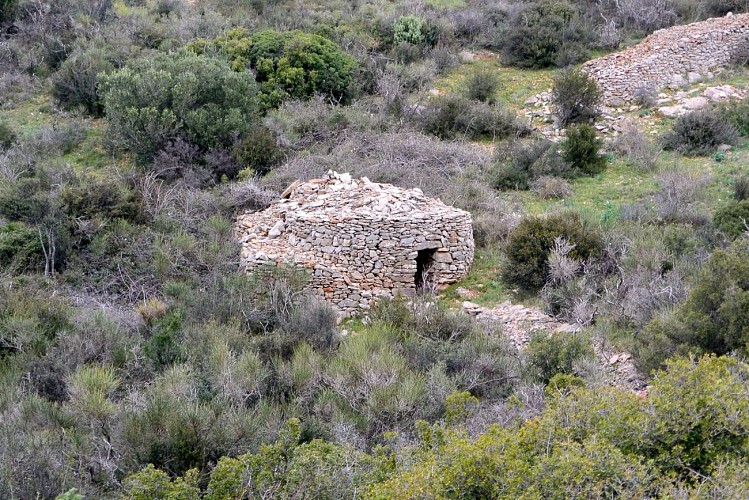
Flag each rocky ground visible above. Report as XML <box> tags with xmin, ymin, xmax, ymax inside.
<box><xmin>462</xmin><ymin>299</ymin><xmax>648</xmax><ymax>394</ymax></box>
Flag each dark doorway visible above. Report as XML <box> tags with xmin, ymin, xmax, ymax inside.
<box><xmin>415</xmin><ymin>248</ymin><xmax>436</xmax><ymax>291</ymax></box>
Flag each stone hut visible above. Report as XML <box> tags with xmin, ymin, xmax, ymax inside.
<box><xmin>235</xmin><ymin>172</ymin><xmax>475</xmax><ymax>315</ymax></box>
<box><xmin>582</xmin><ymin>13</ymin><xmax>749</xmax><ymax>105</ymax></box>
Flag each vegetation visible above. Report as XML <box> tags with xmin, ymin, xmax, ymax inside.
<box><xmin>2</xmin><ymin>0</ymin><xmax>749</xmax><ymax>496</ymax></box>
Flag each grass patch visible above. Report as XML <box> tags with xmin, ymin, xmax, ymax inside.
<box><xmin>434</xmin><ymin>57</ymin><xmax>555</xmax><ymax>107</ymax></box>
<box><xmin>426</xmin><ymin>0</ymin><xmax>466</xmax><ymax>9</ymax></box>
<box><xmin>442</xmin><ymin>248</ymin><xmax>510</xmax><ymax>307</ymax></box>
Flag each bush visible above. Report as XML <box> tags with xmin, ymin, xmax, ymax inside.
<box><xmin>100</xmin><ymin>50</ymin><xmax>259</xmax><ymax>161</ymax></box>
<box><xmin>561</xmin><ymin>124</ymin><xmax>607</xmax><ymax>176</ymax></box>
<box><xmin>0</xmin><ymin>222</ymin><xmax>43</xmax><ymax>271</ymax></box>
<box><xmin>492</xmin><ymin>140</ymin><xmax>569</xmax><ymax>191</ymax></box>
<box><xmin>231</xmin><ymin>126</ymin><xmax>283</xmax><ymax>177</ymax></box>
<box><xmin>532</xmin><ymin>176</ymin><xmax>573</xmax><ymax>199</ymax></box>
<box><xmin>714</xmin><ymin>200</ymin><xmax>749</xmax><ymax>239</ymax></box>
<box><xmin>611</xmin><ymin>119</ymin><xmax>661</xmax><ymax>171</ymax></box>
<box><xmin>551</xmin><ymin>67</ymin><xmax>602</xmax><ymax>126</ymax></box>
<box><xmin>464</xmin><ymin>68</ymin><xmax>500</xmax><ymax>103</ymax></box>
<box><xmin>504</xmin><ymin>213</ymin><xmax>602</xmax><ymax>291</ymax></box>
<box><xmin>51</xmin><ymin>44</ymin><xmax>116</xmax><ymax>117</ymax></box>
<box><xmin>0</xmin><ymin>120</ymin><xmax>16</xmax><ymax>150</ymax></box>
<box><xmin>663</xmin><ymin>109</ymin><xmax>739</xmax><ymax>156</ymax></box>
<box><xmin>393</xmin><ymin>15</ymin><xmax>425</xmax><ymax>45</ymax></box>
<box><xmin>502</xmin><ymin>0</ymin><xmax>592</xmax><ymax>69</ymax></box>
<box><xmin>634</xmin><ymin>240</ymin><xmax>749</xmax><ymax>371</ymax></box>
<box><xmin>526</xmin><ymin>330</ymin><xmax>594</xmax><ymax>383</ymax></box>
<box><xmin>189</xmin><ymin>28</ymin><xmax>356</xmax><ymax>110</ymax></box>
<box><xmin>420</xmin><ymin>95</ymin><xmax>527</xmax><ymax>140</ymax></box>
<box><xmin>735</xmin><ymin>176</ymin><xmax>749</xmax><ymax>201</ymax></box>
<box><xmin>0</xmin><ymin>0</ymin><xmax>17</xmax><ymax>24</ymax></box>
<box><xmin>719</xmin><ymin>98</ymin><xmax>749</xmax><ymax>136</ymax></box>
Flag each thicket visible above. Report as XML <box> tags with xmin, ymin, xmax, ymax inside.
<box><xmin>188</xmin><ymin>28</ymin><xmax>356</xmax><ymax>110</ymax></box>
<box><xmin>100</xmin><ymin>50</ymin><xmax>259</xmax><ymax>163</ymax></box>
<box><xmin>503</xmin><ymin>213</ymin><xmax>602</xmax><ymax>291</ymax></box>
<box><xmin>122</xmin><ymin>355</ymin><xmax>749</xmax><ymax>498</ymax></box>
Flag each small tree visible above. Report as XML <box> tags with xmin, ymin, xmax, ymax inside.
<box><xmin>551</xmin><ymin>67</ymin><xmax>602</xmax><ymax>126</ymax></box>
<box><xmin>100</xmin><ymin>50</ymin><xmax>259</xmax><ymax>161</ymax></box>
<box><xmin>561</xmin><ymin>124</ymin><xmax>607</xmax><ymax>176</ymax></box>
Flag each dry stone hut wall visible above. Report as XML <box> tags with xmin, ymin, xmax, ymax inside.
<box><xmin>235</xmin><ymin>172</ymin><xmax>475</xmax><ymax>315</ymax></box>
<box><xmin>582</xmin><ymin>13</ymin><xmax>749</xmax><ymax>104</ymax></box>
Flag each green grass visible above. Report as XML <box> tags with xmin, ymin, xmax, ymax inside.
<box><xmin>63</xmin><ymin>121</ymin><xmax>112</xmax><ymax>171</ymax></box>
<box><xmin>434</xmin><ymin>55</ymin><xmax>555</xmax><ymax>107</ymax></box>
<box><xmin>0</xmin><ymin>94</ymin><xmax>55</xmax><ymax>137</ymax></box>
<box><xmin>426</xmin><ymin>0</ymin><xmax>466</xmax><ymax>9</ymax></box>
<box><xmin>442</xmin><ymin>248</ymin><xmax>510</xmax><ymax>307</ymax></box>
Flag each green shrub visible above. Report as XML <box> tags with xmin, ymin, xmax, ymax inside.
<box><xmin>464</xmin><ymin>68</ymin><xmax>500</xmax><ymax>103</ymax></box>
<box><xmin>735</xmin><ymin>176</ymin><xmax>749</xmax><ymax>201</ymax></box>
<box><xmin>551</xmin><ymin>67</ymin><xmax>602</xmax><ymax>126</ymax></box>
<box><xmin>492</xmin><ymin>140</ymin><xmax>568</xmax><ymax>191</ymax></box>
<box><xmin>231</xmin><ymin>126</ymin><xmax>283</xmax><ymax>176</ymax></box>
<box><xmin>0</xmin><ymin>0</ymin><xmax>17</xmax><ymax>24</ymax></box>
<box><xmin>504</xmin><ymin>213</ymin><xmax>602</xmax><ymax>291</ymax></box>
<box><xmin>718</xmin><ymin>98</ymin><xmax>749</xmax><ymax>136</ymax></box>
<box><xmin>663</xmin><ymin>109</ymin><xmax>739</xmax><ymax>156</ymax></box>
<box><xmin>561</xmin><ymin>124</ymin><xmax>607</xmax><ymax>176</ymax></box>
<box><xmin>714</xmin><ymin>200</ymin><xmax>749</xmax><ymax>239</ymax></box>
<box><xmin>51</xmin><ymin>44</ymin><xmax>115</xmax><ymax>117</ymax></box>
<box><xmin>526</xmin><ymin>330</ymin><xmax>594</xmax><ymax>384</ymax></box>
<box><xmin>0</xmin><ymin>222</ymin><xmax>43</xmax><ymax>271</ymax></box>
<box><xmin>502</xmin><ymin>0</ymin><xmax>592</xmax><ymax>69</ymax></box>
<box><xmin>0</xmin><ymin>120</ymin><xmax>16</xmax><ymax>150</ymax></box>
<box><xmin>144</xmin><ymin>309</ymin><xmax>186</xmax><ymax>372</ymax></box>
<box><xmin>393</xmin><ymin>15</ymin><xmax>425</xmax><ymax>45</ymax></box>
<box><xmin>100</xmin><ymin>50</ymin><xmax>259</xmax><ymax>161</ymax></box>
<box><xmin>189</xmin><ymin>28</ymin><xmax>356</xmax><ymax>110</ymax></box>
<box><xmin>61</xmin><ymin>179</ymin><xmax>142</xmax><ymax>222</ymax></box>
<box><xmin>634</xmin><ymin>241</ymin><xmax>749</xmax><ymax>372</ymax></box>
<box><xmin>420</xmin><ymin>95</ymin><xmax>526</xmax><ymax>140</ymax></box>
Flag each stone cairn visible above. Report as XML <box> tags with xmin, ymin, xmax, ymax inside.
<box><xmin>583</xmin><ymin>13</ymin><xmax>749</xmax><ymax>105</ymax></box>
<box><xmin>235</xmin><ymin>171</ymin><xmax>475</xmax><ymax>316</ymax></box>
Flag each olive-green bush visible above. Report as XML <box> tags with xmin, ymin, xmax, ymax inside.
<box><xmin>551</xmin><ymin>67</ymin><xmax>602</xmax><ymax>126</ymax></box>
<box><xmin>561</xmin><ymin>124</ymin><xmax>607</xmax><ymax>176</ymax></box>
<box><xmin>51</xmin><ymin>44</ymin><xmax>116</xmax><ymax>116</ymax></box>
<box><xmin>100</xmin><ymin>50</ymin><xmax>259</xmax><ymax>161</ymax></box>
<box><xmin>663</xmin><ymin>108</ymin><xmax>739</xmax><ymax>156</ymax></box>
<box><xmin>502</xmin><ymin>0</ymin><xmax>592</xmax><ymax>69</ymax></box>
<box><xmin>189</xmin><ymin>28</ymin><xmax>356</xmax><ymax>110</ymax></box>
<box><xmin>504</xmin><ymin>213</ymin><xmax>602</xmax><ymax>291</ymax></box>
<box><xmin>714</xmin><ymin>199</ymin><xmax>749</xmax><ymax>239</ymax></box>
<box><xmin>634</xmin><ymin>240</ymin><xmax>749</xmax><ymax>373</ymax></box>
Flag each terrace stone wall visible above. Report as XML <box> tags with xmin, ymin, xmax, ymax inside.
<box><xmin>582</xmin><ymin>13</ymin><xmax>749</xmax><ymax>104</ymax></box>
<box><xmin>235</xmin><ymin>172</ymin><xmax>474</xmax><ymax>315</ymax></box>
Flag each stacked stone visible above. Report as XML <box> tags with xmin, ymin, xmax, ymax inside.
<box><xmin>235</xmin><ymin>171</ymin><xmax>475</xmax><ymax>315</ymax></box>
<box><xmin>582</xmin><ymin>13</ymin><xmax>749</xmax><ymax>105</ymax></box>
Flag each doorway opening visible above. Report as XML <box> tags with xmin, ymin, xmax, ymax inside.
<box><xmin>415</xmin><ymin>248</ymin><xmax>437</xmax><ymax>292</ymax></box>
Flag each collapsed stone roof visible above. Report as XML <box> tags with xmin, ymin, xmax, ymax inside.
<box><xmin>235</xmin><ymin>171</ymin><xmax>475</xmax><ymax>314</ymax></box>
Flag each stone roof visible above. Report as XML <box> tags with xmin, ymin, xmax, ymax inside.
<box><xmin>235</xmin><ymin>171</ymin><xmax>472</xmax><ymax>270</ymax></box>
<box><xmin>268</xmin><ymin>171</ymin><xmax>457</xmax><ymax>221</ymax></box>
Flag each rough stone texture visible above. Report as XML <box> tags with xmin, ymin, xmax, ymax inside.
<box><xmin>463</xmin><ymin>301</ymin><xmax>647</xmax><ymax>393</ymax></box>
<box><xmin>235</xmin><ymin>171</ymin><xmax>475</xmax><ymax>315</ymax></box>
<box><xmin>583</xmin><ymin>13</ymin><xmax>749</xmax><ymax>104</ymax></box>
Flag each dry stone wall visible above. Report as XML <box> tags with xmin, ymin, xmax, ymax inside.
<box><xmin>235</xmin><ymin>172</ymin><xmax>474</xmax><ymax>315</ymax></box>
<box><xmin>583</xmin><ymin>13</ymin><xmax>749</xmax><ymax>104</ymax></box>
